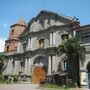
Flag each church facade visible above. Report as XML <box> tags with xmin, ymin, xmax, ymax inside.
<box><xmin>3</xmin><ymin>10</ymin><xmax>90</xmax><ymax>84</ymax></box>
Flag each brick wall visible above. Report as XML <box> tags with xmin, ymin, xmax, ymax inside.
<box><xmin>4</xmin><ymin>19</ymin><xmax>27</xmax><ymax>52</ymax></box>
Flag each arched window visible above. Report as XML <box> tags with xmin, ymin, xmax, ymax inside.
<box><xmin>7</xmin><ymin>45</ymin><xmax>9</xmax><ymax>51</ymax></box>
<box><xmin>64</xmin><ymin>60</ymin><xmax>67</xmax><ymax>70</ymax></box>
<box><xmin>23</xmin><ymin>43</ymin><xmax>27</xmax><ymax>51</ymax></box>
<box><xmin>61</xmin><ymin>34</ymin><xmax>69</xmax><ymax>40</ymax></box>
<box><xmin>39</xmin><ymin>39</ymin><xmax>44</xmax><ymax>48</ymax></box>
<box><xmin>61</xmin><ymin>34</ymin><xmax>69</xmax><ymax>43</ymax></box>
<box><xmin>11</xmin><ymin>29</ymin><xmax>14</xmax><ymax>35</ymax></box>
<box><xmin>39</xmin><ymin>20</ymin><xmax>44</xmax><ymax>29</ymax></box>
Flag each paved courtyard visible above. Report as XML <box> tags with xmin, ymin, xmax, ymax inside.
<box><xmin>0</xmin><ymin>84</ymin><xmax>40</xmax><ymax>90</ymax></box>
<box><xmin>0</xmin><ymin>84</ymin><xmax>89</xmax><ymax>90</ymax></box>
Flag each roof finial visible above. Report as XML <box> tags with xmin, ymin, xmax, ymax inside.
<box><xmin>17</xmin><ymin>18</ymin><xmax>27</xmax><ymax>26</ymax></box>
<box><xmin>72</xmin><ymin>16</ymin><xmax>79</xmax><ymax>22</ymax></box>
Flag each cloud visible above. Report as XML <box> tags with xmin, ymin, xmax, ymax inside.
<box><xmin>0</xmin><ymin>38</ymin><xmax>6</xmax><ymax>52</ymax></box>
<box><xmin>3</xmin><ymin>23</ymin><xmax>7</xmax><ymax>29</ymax></box>
<box><xmin>0</xmin><ymin>22</ymin><xmax>8</xmax><ymax>31</ymax></box>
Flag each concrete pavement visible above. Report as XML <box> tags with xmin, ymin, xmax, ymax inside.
<box><xmin>0</xmin><ymin>84</ymin><xmax>40</xmax><ymax>90</ymax></box>
<box><xmin>0</xmin><ymin>84</ymin><xmax>89</xmax><ymax>90</ymax></box>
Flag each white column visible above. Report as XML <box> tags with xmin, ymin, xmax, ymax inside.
<box><xmin>17</xmin><ymin>60</ymin><xmax>20</xmax><ymax>74</ymax></box>
<box><xmin>69</xmin><ymin>34</ymin><xmax>72</xmax><ymax>39</ymax></box>
<box><xmin>24</xmin><ymin>58</ymin><xmax>28</xmax><ymax>74</ymax></box>
<box><xmin>13</xmin><ymin>60</ymin><xmax>20</xmax><ymax>75</ymax></box>
<box><xmin>53</xmin><ymin>32</ymin><xmax>56</xmax><ymax>45</ymax></box>
<box><xmin>27</xmin><ymin>58</ymin><xmax>31</xmax><ymax>74</ymax></box>
<box><xmin>11</xmin><ymin>59</ymin><xmax>13</xmax><ymax>74</ymax></box>
<box><xmin>48</xmin><ymin>56</ymin><xmax>51</xmax><ymax>75</ymax></box>
<box><xmin>13</xmin><ymin>60</ymin><xmax>16</xmax><ymax>74</ymax></box>
<box><xmin>13</xmin><ymin>60</ymin><xmax>17</xmax><ymax>74</ymax></box>
<box><xmin>50</xmin><ymin>33</ymin><xmax>53</xmax><ymax>46</ymax></box>
<box><xmin>52</xmin><ymin>55</ymin><xmax>56</xmax><ymax>72</ymax></box>
<box><xmin>28</xmin><ymin>38</ymin><xmax>30</xmax><ymax>50</ymax></box>
<box><xmin>17</xmin><ymin>42</ymin><xmax>21</xmax><ymax>53</ymax></box>
<box><xmin>73</xmin><ymin>30</ymin><xmax>76</xmax><ymax>37</ymax></box>
<box><xmin>7</xmin><ymin>59</ymin><xmax>13</xmax><ymax>74</ymax></box>
<box><xmin>31</xmin><ymin>38</ymin><xmax>32</xmax><ymax>49</ymax></box>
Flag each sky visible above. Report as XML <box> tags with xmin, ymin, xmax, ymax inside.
<box><xmin>0</xmin><ymin>0</ymin><xmax>90</xmax><ymax>52</ymax></box>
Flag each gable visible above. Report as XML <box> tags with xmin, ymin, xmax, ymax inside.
<box><xmin>28</xmin><ymin>10</ymin><xmax>75</xmax><ymax>32</ymax></box>
<box><xmin>35</xmin><ymin>10</ymin><xmax>73</xmax><ymax>23</ymax></box>
<box><xmin>20</xmin><ymin>10</ymin><xmax>78</xmax><ymax>36</ymax></box>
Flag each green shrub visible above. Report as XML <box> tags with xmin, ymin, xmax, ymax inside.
<box><xmin>40</xmin><ymin>83</ymin><xmax>75</xmax><ymax>90</ymax></box>
<box><xmin>13</xmin><ymin>75</ymin><xmax>18</xmax><ymax>82</ymax></box>
<box><xmin>0</xmin><ymin>74</ymin><xmax>4</xmax><ymax>81</ymax></box>
<box><xmin>0</xmin><ymin>74</ymin><xmax>5</xmax><ymax>83</ymax></box>
<box><xmin>6</xmin><ymin>80</ymin><xmax>10</xmax><ymax>84</ymax></box>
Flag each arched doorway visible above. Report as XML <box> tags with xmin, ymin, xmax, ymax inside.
<box><xmin>86</xmin><ymin>62</ymin><xmax>90</xmax><ymax>87</ymax></box>
<box><xmin>32</xmin><ymin>56</ymin><xmax>48</xmax><ymax>83</ymax></box>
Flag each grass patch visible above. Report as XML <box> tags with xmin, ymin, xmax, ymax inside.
<box><xmin>0</xmin><ymin>74</ymin><xmax>7</xmax><ymax>84</ymax></box>
<box><xmin>39</xmin><ymin>83</ymin><xmax>75</xmax><ymax>90</ymax></box>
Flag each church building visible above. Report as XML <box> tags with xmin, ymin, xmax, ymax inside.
<box><xmin>3</xmin><ymin>10</ymin><xmax>90</xmax><ymax>85</ymax></box>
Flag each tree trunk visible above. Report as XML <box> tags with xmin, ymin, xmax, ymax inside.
<box><xmin>66</xmin><ymin>54</ymin><xmax>80</xmax><ymax>87</ymax></box>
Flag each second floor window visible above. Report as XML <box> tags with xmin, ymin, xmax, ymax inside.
<box><xmin>64</xmin><ymin>61</ymin><xmax>67</xmax><ymax>71</ymax></box>
<box><xmin>39</xmin><ymin>20</ymin><xmax>44</xmax><ymax>29</ymax></box>
<box><xmin>11</xmin><ymin>29</ymin><xmax>14</xmax><ymax>34</ymax></box>
<box><xmin>6</xmin><ymin>45</ymin><xmax>9</xmax><ymax>51</ymax></box>
<box><xmin>39</xmin><ymin>39</ymin><xmax>44</xmax><ymax>48</ymax></box>
<box><xmin>81</xmin><ymin>32</ymin><xmax>90</xmax><ymax>43</ymax></box>
<box><xmin>47</xmin><ymin>19</ymin><xmax>50</xmax><ymax>25</ymax></box>
<box><xmin>61</xmin><ymin>34</ymin><xmax>69</xmax><ymax>43</ymax></box>
<box><xmin>10</xmin><ymin>29</ymin><xmax>14</xmax><ymax>36</ymax></box>
<box><xmin>23</xmin><ymin>43</ymin><xmax>27</xmax><ymax>52</ymax></box>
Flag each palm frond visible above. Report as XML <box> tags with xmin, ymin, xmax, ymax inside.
<box><xmin>57</xmin><ymin>36</ymin><xmax>85</xmax><ymax>63</ymax></box>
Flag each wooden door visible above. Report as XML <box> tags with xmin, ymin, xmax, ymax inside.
<box><xmin>32</xmin><ymin>66</ymin><xmax>46</xmax><ymax>83</ymax></box>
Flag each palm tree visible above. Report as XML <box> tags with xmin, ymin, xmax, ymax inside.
<box><xmin>57</xmin><ymin>36</ymin><xmax>85</xmax><ymax>86</ymax></box>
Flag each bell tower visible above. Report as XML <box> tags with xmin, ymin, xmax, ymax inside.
<box><xmin>4</xmin><ymin>19</ymin><xmax>27</xmax><ymax>52</ymax></box>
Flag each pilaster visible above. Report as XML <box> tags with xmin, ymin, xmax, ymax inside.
<box><xmin>48</xmin><ymin>56</ymin><xmax>51</xmax><ymax>75</ymax></box>
<box><xmin>24</xmin><ymin>58</ymin><xmax>28</xmax><ymax>74</ymax></box>
<box><xmin>27</xmin><ymin>58</ymin><xmax>31</xmax><ymax>74</ymax></box>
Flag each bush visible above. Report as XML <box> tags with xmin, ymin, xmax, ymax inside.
<box><xmin>13</xmin><ymin>75</ymin><xmax>18</xmax><ymax>82</ymax></box>
<box><xmin>0</xmin><ymin>74</ymin><xmax>5</xmax><ymax>83</ymax></box>
<box><xmin>40</xmin><ymin>82</ymin><xmax>76</xmax><ymax>90</ymax></box>
<box><xmin>0</xmin><ymin>74</ymin><xmax>4</xmax><ymax>80</ymax></box>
